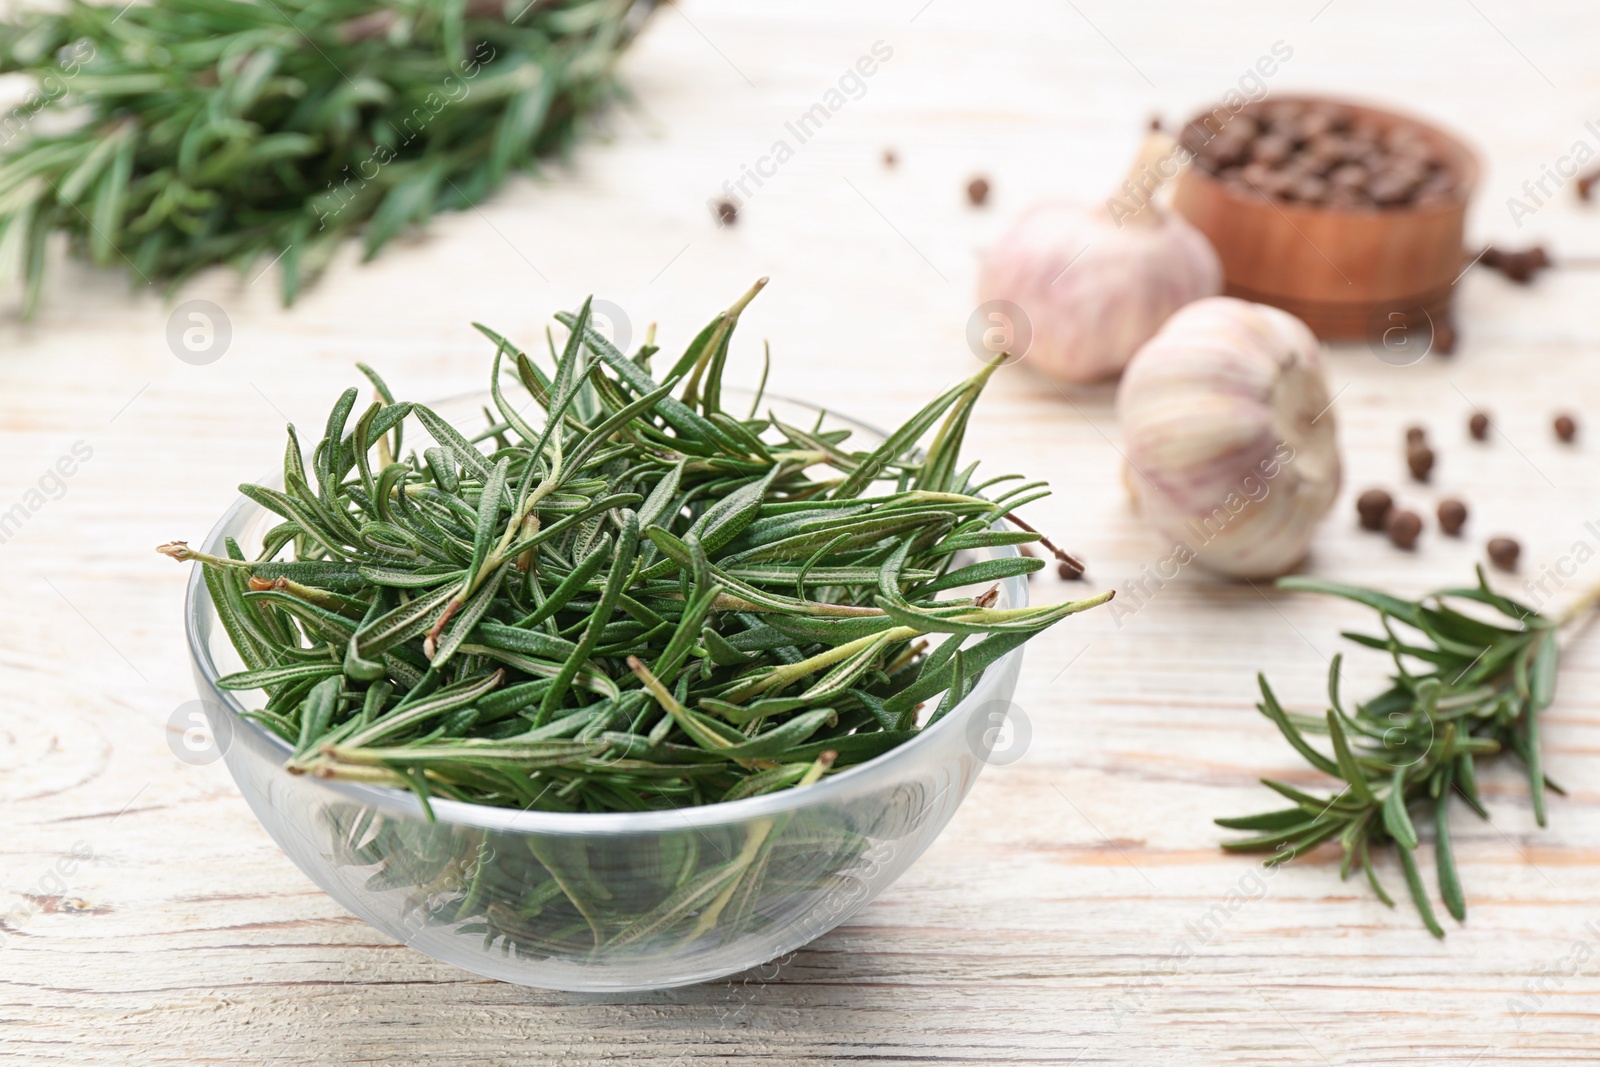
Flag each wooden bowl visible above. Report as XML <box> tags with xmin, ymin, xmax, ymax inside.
<box><xmin>1171</xmin><ymin>96</ymin><xmax>1479</xmax><ymax>344</ymax></box>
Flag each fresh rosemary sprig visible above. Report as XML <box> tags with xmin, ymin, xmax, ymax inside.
<box><xmin>162</xmin><ymin>279</ymin><xmax>1108</xmax><ymax>816</ymax></box>
<box><xmin>1219</xmin><ymin>569</ymin><xmax>1586</xmax><ymax>937</ymax></box>
<box><xmin>0</xmin><ymin>0</ymin><xmax>654</xmax><ymax>313</ymax></box>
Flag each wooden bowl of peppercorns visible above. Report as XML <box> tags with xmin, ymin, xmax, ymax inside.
<box><xmin>1170</xmin><ymin>96</ymin><xmax>1479</xmax><ymax>346</ymax></box>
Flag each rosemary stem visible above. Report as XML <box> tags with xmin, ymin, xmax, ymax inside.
<box><xmin>156</xmin><ymin>542</ymin><xmax>247</xmax><ymax>568</ymax></box>
<box><xmin>171</xmin><ymin>282</ymin><xmax>1099</xmax><ymax>820</ymax></box>
<box><xmin>1557</xmin><ymin>578</ymin><xmax>1600</xmax><ymax>628</ymax></box>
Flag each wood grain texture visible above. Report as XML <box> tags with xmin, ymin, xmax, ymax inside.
<box><xmin>3</xmin><ymin>1</ymin><xmax>1600</xmax><ymax>1063</ymax></box>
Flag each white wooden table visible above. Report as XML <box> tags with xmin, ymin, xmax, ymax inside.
<box><xmin>6</xmin><ymin>1</ymin><xmax>1600</xmax><ymax>1062</ymax></box>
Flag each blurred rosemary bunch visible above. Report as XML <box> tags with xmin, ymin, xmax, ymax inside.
<box><xmin>1220</xmin><ymin>571</ymin><xmax>1598</xmax><ymax>936</ymax></box>
<box><xmin>0</xmin><ymin>0</ymin><xmax>655</xmax><ymax>314</ymax></box>
<box><xmin>160</xmin><ymin>279</ymin><xmax>1107</xmax><ymax>815</ymax></box>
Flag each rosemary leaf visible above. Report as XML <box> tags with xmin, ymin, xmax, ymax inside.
<box><xmin>1219</xmin><ymin>568</ymin><xmax>1587</xmax><ymax>936</ymax></box>
<box><xmin>167</xmin><ymin>281</ymin><xmax>1102</xmax><ymax>813</ymax></box>
<box><xmin>0</xmin><ymin>0</ymin><xmax>656</xmax><ymax>309</ymax></box>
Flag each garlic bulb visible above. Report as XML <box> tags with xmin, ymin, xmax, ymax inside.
<box><xmin>1115</xmin><ymin>296</ymin><xmax>1341</xmax><ymax>579</ymax></box>
<box><xmin>977</xmin><ymin>134</ymin><xmax>1222</xmax><ymax>384</ymax></box>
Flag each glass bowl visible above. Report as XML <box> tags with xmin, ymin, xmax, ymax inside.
<box><xmin>183</xmin><ymin>393</ymin><xmax>1028</xmax><ymax>991</ymax></box>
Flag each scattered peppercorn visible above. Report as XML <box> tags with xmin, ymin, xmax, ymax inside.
<box><xmin>1480</xmin><ymin>245</ymin><xmax>1551</xmax><ymax>285</ymax></box>
<box><xmin>1581</xmin><ymin>169</ymin><xmax>1600</xmax><ymax>201</ymax></box>
<box><xmin>1554</xmin><ymin>412</ymin><xmax>1578</xmax><ymax>443</ymax></box>
<box><xmin>882</xmin><ymin>148</ymin><xmax>897</xmax><ymax>168</ymax></box>
<box><xmin>1487</xmin><ymin>536</ymin><xmax>1520</xmax><ymax>572</ymax></box>
<box><xmin>1056</xmin><ymin>560</ymin><xmax>1083</xmax><ymax>581</ymax></box>
<box><xmin>1386</xmin><ymin>508</ymin><xmax>1423</xmax><ymax>550</ymax></box>
<box><xmin>1406</xmin><ymin>444</ymin><xmax>1435</xmax><ymax>482</ymax></box>
<box><xmin>966</xmin><ymin>176</ymin><xmax>991</xmax><ymax>207</ymax></box>
<box><xmin>1149</xmin><ymin>115</ymin><xmax>1163</xmax><ymax>132</ymax></box>
<box><xmin>1437</xmin><ymin>498</ymin><xmax>1468</xmax><ymax>536</ymax></box>
<box><xmin>1405</xmin><ymin>425</ymin><xmax>1427</xmax><ymax>446</ymax></box>
<box><xmin>1469</xmin><ymin>410</ymin><xmax>1489</xmax><ymax>440</ymax></box>
<box><xmin>1356</xmin><ymin>488</ymin><xmax>1394</xmax><ymax>531</ymax></box>
<box><xmin>714</xmin><ymin>199</ymin><xmax>738</xmax><ymax>226</ymax></box>
<box><xmin>1431</xmin><ymin>315</ymin><xmax>1458</xmax><ymax>356</ymax></box>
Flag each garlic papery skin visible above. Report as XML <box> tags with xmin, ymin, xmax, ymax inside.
<box><xmin>1115</xmin><ymin>296</ymin><xmax>1342</xmax><ymax>579</ymax></box>
<box><xmin>976</xmin><ymin>134</ymin><xmax>1222</xmax><ymax>384</ymax></box>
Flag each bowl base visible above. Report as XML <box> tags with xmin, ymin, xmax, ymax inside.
<box><xmin>1223</xmin><ymin>281</ymin><xmax>1456</xmax><ymax>352</ymax></box>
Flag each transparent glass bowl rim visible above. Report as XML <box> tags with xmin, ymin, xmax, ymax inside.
<box><xmin>183</xmin><ymin>391</ymin><xmax>1028</xmax><ymax>837</ymax></box>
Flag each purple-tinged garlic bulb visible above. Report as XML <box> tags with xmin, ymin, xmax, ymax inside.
<box><xmin>977</xmin><ymin>134</ymin><xmax>1222</xmax><ymax>384</ymax></box>
<box><xmin>1116</xmin><ymin>297</ymin><xmax>1342</xmax><ymax>579</ymax></box>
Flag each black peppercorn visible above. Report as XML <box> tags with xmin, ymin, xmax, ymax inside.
<box><xmin>1481</xmin><ymin>245</ymin><xmax>1551</xmax><ymax>285</ymax></box>
<box><xmin>1487</xmin><ymin>536</ymin><xmax>1520</xmax><ymax>571</ymax></box>
<box><xmin>1469</xmin><ymin>411</ymin><xmax>1489</xmax><ymax>440</ymax></box>
<box><xmin>966</xmin><ymin>176</ymin><xmax>990</xmax><ymax>206</ymax></box>
<box><xmin>1386</xmin><ymin>509</ymin><xmax>1423</xmax><ymax>550</ymax></box>
<box><xmin>1356</xmin><ymin>488</ymin><xmax>1394</xmax><ymax>531</ymax></box>
<box><xmin>1406</xmin><ymin>444</ymin><xmax>1435</xmax><ymax>482</ymax></box>
<box><xmin>1555</xmin><ymin>413</ymin><xmax>1578</xmax><ymax>443</ymax></box>
<box><xmin>714</xmin><ymin>199</ymin><xmax>738</xmax><ymax>226</ymax></box>
<box><xmin>1183</xmin><ymin>102</ymin><xmax>1458</xmax><ymax>209</ymax></box>
<box><xmin>1431</xmin><ymin>315</ymin><xmax>1458</xmax><ymax>356</ymax></box>
<box><xmin>1437</xmin><ymin>499</ymin><xmax>1468</xmax><ymax>536</ymax></box>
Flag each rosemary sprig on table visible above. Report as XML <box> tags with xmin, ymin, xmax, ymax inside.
<box><xmin>162</xmin><ymin>279</ymin><xmax>1107</xmax><ymax>816</ymax></box>
<box><xmin>1219</xmin><ymin>570</ymin><xmax>1582</xmax><ymax>936</ymax></box>
<box><xmin>0</xmin><ymin>0</ymin><xmax>654</xmax><ymax>313</ymax></box>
